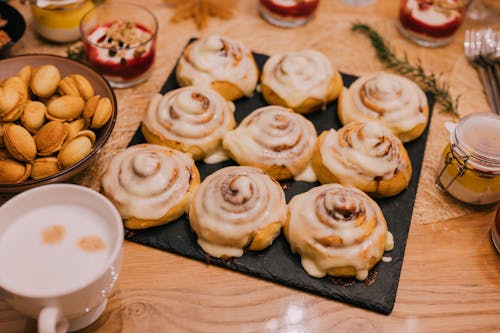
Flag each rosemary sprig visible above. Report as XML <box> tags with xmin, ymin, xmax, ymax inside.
<box><xmin>351</xmin><ymin>23</ymin><xmax>460</xmax><ymax>116</ymax></box>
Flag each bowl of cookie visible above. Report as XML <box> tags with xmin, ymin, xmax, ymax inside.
<box><xmin>0</xmin><ymin>54</ymin><xmax>117</xmax><ymax>193</ymax></box>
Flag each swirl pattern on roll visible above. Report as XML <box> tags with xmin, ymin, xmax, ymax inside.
<box><xmin>142</xmin><ymin>86</ymin><xmax>236</xmax><ymax>162</ymax></box>
<box><xmin>101</xmin><ymin>144</ymin><xmax>199</xmax><ymax>222</ymax></box>
<box><xmin>286</xmin><ymin>184</ymin><xmax>394</xmax><ymax>281</ymax></box>
<box><xmin>261</xmin><ymin>50</ymin><xmax>336</xmax><ymax>108</ymax></box>
<box><xmin>339</xmin><ymin>72</ymin><xmax>428</xmax><ymax>142</ymax></box>
<box><xmin>177</xmin><ymin>35</ymin><xmax>259</xmax><ymax>97</ymax></box>
<box><xmin>313</xmin><ymin>122</ymin><xmax>412</xmax><ymax>197</ymax></box>
<box><xmin>223</xmin><ymin>106</ymin><xmax>317</xmax><ymax>181</ymax></box>
<box><xmin>189</xmin><ymin>166</ymin><xmax>288</xmax><ymax>258</ymax></box>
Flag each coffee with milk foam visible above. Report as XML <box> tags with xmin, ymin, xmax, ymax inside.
<box><xmin>0</xmin><ymin>204</ymin><xmax>112</xmax><ymax>296</ymax></box>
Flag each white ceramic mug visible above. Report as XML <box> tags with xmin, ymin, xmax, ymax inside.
<box><xmin>0</xmin><ymin>184</ymin><xmax>124</xmax><ymax>332</ymax></box>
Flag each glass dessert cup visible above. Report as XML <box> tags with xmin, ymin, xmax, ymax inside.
<box><xmin>258</xmin><ymin>0</ymin><xmax>320</xmax><ymax>28</ymax></box>
<box><xmin>80</xmin><ymin>3</ymin><xmax>158</xmax><ymax>88</ymax></box>
<box><xmin>397</xmin><ymin>0</ymin><xmax>471</xmax><ymax>47</ymax></box>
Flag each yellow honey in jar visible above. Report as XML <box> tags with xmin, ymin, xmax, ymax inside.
<box><xmin>31</xmin><ymin>0</ymin><xmax>95</xmax><ymax>43</ymax></box>
<box><xmin>436</xmin><ymin>113</ymin><xmax>500</xmax><ymax>205</ymax></box>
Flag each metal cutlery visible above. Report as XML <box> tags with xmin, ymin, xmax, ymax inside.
<box><xmin>480</xmin><ymin>28</ymin><xmax>500</xmax><ymax>88</ymax></box>
<box><xmin>464</xmin><ymin>29</ymin><xmax>500</xmax><ymax>115</ymax></box>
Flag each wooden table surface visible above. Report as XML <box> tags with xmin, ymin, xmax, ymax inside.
<box><xmin>1</xmin><ymin>0</ymin><xmax>499</xmax><ymax>332</ymax></box>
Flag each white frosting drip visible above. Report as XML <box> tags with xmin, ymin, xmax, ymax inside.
<box><xmin>223</xmin><ymin>106</ymin><xmax>317</xmax><ymax>179</ymax></box>
<box><xmin>196</xmin><ymin>239</ymin><xmax>244</xmax><ymax>258</ymax></box>
<box><xmin>385</xmin><ymin>231</ymin><xmax>394</xmax><ymax>251</ymax></box>
<box><xmin>143</xmin><ymin>87</ymin><xmax>235</xmax><ymax>159</ymax></box>
<box><xmin>287</xmin><ymin>184</ymin><xmax>391</xmax><ymax>280</ymax></box>
<box><xmin>342</xmin><ymin>72</ymin><xmax>428</xmax><ymax>136</ymax></box>
<box><xmin>189</xmin><ymin>166</ymin><xmax>287</xmax><ymax>258</ymax></box>
<box><xmin>294</xmin><ymin>164</ymin><xmax>317</xmax><ymax>182</ymax></box>
<box><xmin>101</xmin><ymin>144</ymin><xmax>196</xmax><ymax>220</ymax></box>
<box><xmin>319</xmin><ymin>122</ymin><xmax>408</xmax><ymax>184</ymax></box>
<box><xmin>406</xmin><ymin>0</ymin><xmax>461</xmax><ymax>26</ymax></box>
<box><xmin>177</xmin><ymin>36</ymin><xmax>259</xmax><ymax>97</ymax></box>
<box><xmin>203</xmin><ymin>145</ymin><xmax>230</xmax><ymax>164</ymax></box>
<box><xmin>262</xmin><ymin>50</ymin><xmax>334</xmax><ymax>107</ymax></box>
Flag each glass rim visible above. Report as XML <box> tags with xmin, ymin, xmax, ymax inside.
<box><xmin>79</xmin><ymin>2</ymin><xmax>158</xmax><ymax>50</ymax></box>
<box><xmin>406</xmin><ymin>0</ymin><xmax>473</xmax><ymax>10</ymax></box>
<box><xmin>33</xmin><ymin>0</ymin><xmax>89</xmax><ymax>10</ymax></box>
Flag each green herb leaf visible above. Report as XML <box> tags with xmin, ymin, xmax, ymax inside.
<box><xmin>351</xmin><ymin>23</ymin><xmax>460</xmax><ymax>116</ymax></box>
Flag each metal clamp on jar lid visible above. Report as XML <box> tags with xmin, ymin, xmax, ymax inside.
<box><xmin>435</xmin><ymin>112</ymin><xmax>500</xmax><ymax>205</ymax></box>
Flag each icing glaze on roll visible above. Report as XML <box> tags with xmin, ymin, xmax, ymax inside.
<box><xmin>262</xmin><ymin>50</ymin><xmax>334</xmax><ymax>107</ymax></box>
<box><xmin>177</xmin><ymin>36</ymin><xmax>258</xmax><ymax>97</ymax></box>
<box><xmin>319</xmin><ymin>122</ymin><xmax>411</xmax><ymax>184</ymax></box>
<box><xmin>339</xmin><ymin>72</ymin><xmax>428</xmax><ymax>142</ymax></box>
<box><xmin>286</xmin><ymin>184</ymin><xmax>393</xmax><ymax>281</ymax></box>
<box><xmin>223</xmin><ymin>105</ymin><xmax>317</xmax><ymax>181</ymax></box>
<box><xmin>189</xmin><ymin>166</ymin><xmax>288</xmax><ymax>258</ymax></box>
<box><xmin>101</xmin><ymin>144</ymin><xmax>198</xmax><ymax>220</ymax></box>
<box><xmin>142</xmin><ymin>86</ymin><xmax>236</xmax><ymax>162</ymax></box>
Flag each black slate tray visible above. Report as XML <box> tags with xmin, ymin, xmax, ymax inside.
<box><xmin>126</xmin><ymin>48</ymin><xmax>433</xmax><ymax>315</ymax></box>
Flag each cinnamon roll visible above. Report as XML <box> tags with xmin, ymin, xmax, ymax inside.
<box><xmin>101</xmin><ymin>144</ymin><xmax>200</xmax><ymax>229</ymax></box>
<box><xmin>189</xmin><ymin>166</ymin><xmax>288</xmax><ymax>258</ymax></box>
<box><xmin>176</xmin><ymin>35</ymin><xmax>259</xmax><ymax>101</ymax></box>
<box><xmin>142</xmin><ymin>86</ymin><xmax>236</xmax><ymax>163</ymax></box>
<box><xmin>260</xmin><ymin>49</ymin><xmax>343</xmax><ymax>114</ymax></box>
<box><xmin>312</xmin><ymin>122</ymin><xmax>412</xmax><ymax>197</ymax></box>
<box><xmin>285</xmin><ymin>184</ymin><xmax>394</xmax><ymax>281</ymax></box>
<box><xmin>223</xmin><ymin>105</ymin><xmax>317</xmax><ymax>181</ymax></box>
<box><xmin>338</xmin><ymin>72</ymin><xmax>428</xmax><ymax>142</ymax></box>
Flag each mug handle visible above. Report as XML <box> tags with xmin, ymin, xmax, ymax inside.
<box><xmin>38</xmin><ymin>307</ymin><xmax>69</xmax><ymax>333</ymax></box>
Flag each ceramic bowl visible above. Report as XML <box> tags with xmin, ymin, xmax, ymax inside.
<box><xmin>0</xmin><ymin>2</ymin><xmax>26</xmax><ymax>54</ymax></box>
<box><xmin>0</xmin><ymin>54</ymin><xmax>117</xmax><ymax>193</ymax></box>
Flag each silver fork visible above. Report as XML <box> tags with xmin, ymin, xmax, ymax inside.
<box><xmin>464</xmin><ymin>29</ymin><xmax>500</xmax><ymax>114</ymax></box>
<box><xmin>480</xmin><ymin>28</ymin><xmax>500</xmax><ymax>89</ymax></box>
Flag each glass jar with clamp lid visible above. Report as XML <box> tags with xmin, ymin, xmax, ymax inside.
<box><xmin>435</xmin><ymin>112</ymin><xmax>500</xmax><ymax>205</ymax></box>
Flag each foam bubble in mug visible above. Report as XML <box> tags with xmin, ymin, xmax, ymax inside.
<box><xmin>0</xmin><ymin>184</ymin><xmax>124</xmax><ymax>332</ymax></box>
